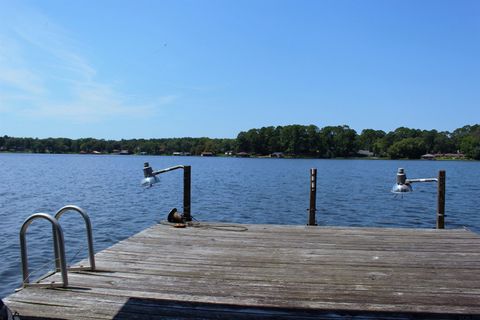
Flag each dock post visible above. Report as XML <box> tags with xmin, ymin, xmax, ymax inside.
<box><xmin>183</xmin><ymin>165</ymin><xmax>192</xmax><ymax>221</ymax></box>
<box><xmin>308</xmin><ymin>168</ymin><xmax>317</xmax><ymax>226</ymax></box>
<box><xmin>437</xmin><ymin>170</ymin><xmax>446</xmax><ymax>229</ymax></box>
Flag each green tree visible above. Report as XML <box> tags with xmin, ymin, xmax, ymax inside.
<box><xmin>320</xmin><ymin>125</ymin><xmax>358</xmax><ymax>157</ymax></box>
<box><xmin>460</xmin><ymin>135</ymin><xmax>480</xmax><ymax>160</ymax></box>
<box><xmin>236</xmin><ymin>131</ymin><xmax>251</xmax><ymax>153</ymax></box>
<box><xmin>358</xmin><ymin>129</ymin><xmax>386</xmax><ymax>153</ymax></box>
<box><xmin>387</xmin><ymin>138</ymin><xmax>426</xmax><ymax>159</ymax></box>
<box><xmin>280</xmin><ymin>125</ymin><xmax>307</xmax><ymax>155</ymax></box>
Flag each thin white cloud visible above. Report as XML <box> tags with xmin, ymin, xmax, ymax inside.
<box><xmin>0</xmin><ymin>34</ymin><xmax>45</xmax><ymax>96</ymax></box>
<box><xmin>0</xmin><ymin>66</ymin><xmax>45</xmax><ymax>95</ymax></box>
<box><xmin>0</xmin><ymin>3</ymin><xmax>176</xmax><ymax>123</ymax></box>
<box><xmin>25</xmin><ymin>83</ymin><xmax>163</xmax><ymax>122</ymax></box>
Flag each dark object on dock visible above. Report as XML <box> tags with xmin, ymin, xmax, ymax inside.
<box><xmin>0</xmin><ymin>299</ymin><xmax>13</xmax><ymax>320</ymax></box>
<box><xmin>5</xmin><ymin>223</ymin><xmax>480</xmax><ymax>319</ymax></box>
<box><xmin>167</xmin><ymin>208</ymin><xmax>184</xmax><ymax>223</ymax></box>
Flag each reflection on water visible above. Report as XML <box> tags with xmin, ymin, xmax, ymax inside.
<box><xmin>1</xmin><ymin>153</ymin><xmax>479</xmax><ymax>298</ymax></box>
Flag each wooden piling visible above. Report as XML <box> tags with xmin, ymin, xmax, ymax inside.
<box><xmin>437</xmin><ymin>170</ymin><xmax>446</xmax><ymax>229</ymax></box>
<box><xmin>308</xmin><ymin>168</ymin><xmax>317</xmax><ymax>226</ymax></box>
<box><xmin>183</xmin><ymin>165</ymin><xmax>192</xmax><ymax>221</ymax></box>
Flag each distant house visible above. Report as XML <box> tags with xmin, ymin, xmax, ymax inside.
<box><xmin>421</xmin><ymin>153</ymin><xmax>435</xmax><ymax>160</ymax></box>
<box><xmin>201</xmin><ymin>152</ymin><xmax>214</xmax><ymax>157</ymax></box>
<box><xmin>270</xmin><ymin>152</ymin><xmax>284</xmax><ymax>158</ymax></box>
<box><xmin>422</xmin><ymin>153</ymin><xmax>465</xmax><ymax>160</ymax></box>
<box><xmin>443</xmin><ymin>153</ymin><xmax>465</xmax><ymax>159</ymax></box>
<box><xmin>357</xmin><ymin>150</ymin><xmax>374</xmax><ymax>157</ymax></box>
<box><xmin>173</xmin><ymin>152</ymin><xmax>191</xmax><ymax>156</ymax></box>
<box><xmin>236</xmin><ymin>152</ymin><xmax>250</xmax><ymax>158</ymax></box>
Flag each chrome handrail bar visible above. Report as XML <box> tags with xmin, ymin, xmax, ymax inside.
<box><xmin>54</xmin><ymin>205</ymin><xmax>95</xmax><ymax>271</ymax></box>
<box><xmin>19</xmin><ymin>213</ymin><xmax>68</xmax><ymax>288</ymax></box>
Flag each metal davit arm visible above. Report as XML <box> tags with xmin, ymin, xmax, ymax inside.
<box><xmin>407</xmin><ymin>178</ymin><xmax>438</xmax><ymax>183</ymax></box>
<box><xmin>19</xmin><ymin>213</ymin><xmax>68</xmax><ymax>288</ymax></box>
<box><xmin>143</xmin><ymin>163</ymin><xmax>185</xmax><ymax>178</ymax></box>
<box><xmin>153</xmin><ymin>165</ymin><xmax>185</xmax><ymax>175</ymax></box>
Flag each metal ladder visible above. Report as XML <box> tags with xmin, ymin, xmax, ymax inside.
<box><xmin>19</xmin><ymin>205</ymin><xmax>96</xmax><ymax>288</ymax></box>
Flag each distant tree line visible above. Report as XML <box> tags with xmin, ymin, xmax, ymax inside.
<box><xmin>0</xmin><ymin>136</ymin><xmax>235</xmax><ymax>156</ymax></box>
<box><xmin>1</xmin><ymin>124</ymin><xmax>480</xmax><ymax>160</ymax></box>
<box><xmin>237</xmin><ymin>124</ymin><xmax>480</xmax><ymax>160</ymax></box>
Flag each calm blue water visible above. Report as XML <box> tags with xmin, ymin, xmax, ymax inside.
<box><xmin>1</xmin><ymin>153</ymin><xmax>479</xmax><ymax>298</ymax></box>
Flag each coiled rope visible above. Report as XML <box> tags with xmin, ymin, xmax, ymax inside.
<box><xmin>159</xmin><ymin>218</ymin><xmax>248</xmax><ymax>232</ymax></box>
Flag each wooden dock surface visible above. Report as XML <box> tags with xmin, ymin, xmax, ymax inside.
<box><xmin>4</xmin><ymin>223</ymin><xmax>480</xmax><ymax>319</ymax></box>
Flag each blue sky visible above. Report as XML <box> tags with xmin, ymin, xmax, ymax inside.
<box><xmin>0</xmin><ymin>0</ymin><xmax>479</xmax><ymax>139</ymax></box>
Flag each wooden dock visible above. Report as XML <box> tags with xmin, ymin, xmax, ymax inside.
<box><xmin>4</xmin><ymin>222</ymin><xmax>480</xmax><ymax>319</ymax></box>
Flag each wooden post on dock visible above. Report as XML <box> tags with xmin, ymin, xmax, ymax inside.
<box><xmin>437</xmin><ymin>170</ymin><xmax>446</xmax><ymax>229</ymax></box>
<box><xmin>308</xmin><ymin>168</ymin><xmax>317</xmax><ymax>226</ymax></box>
<box><xmin>183</xmin><ymin>165</ymin><xmax>192</xmax><ymax>221</ymax></box>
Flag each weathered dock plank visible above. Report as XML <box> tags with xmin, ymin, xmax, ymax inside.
<box><xmin>4</xmin><ymin>223</ymin><xmax>480</xmax><ymax>319</ymax></box>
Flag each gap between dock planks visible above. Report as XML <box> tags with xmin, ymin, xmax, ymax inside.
<box><xmin>4</xmin><ymin>222</ymin><xmax>480</xmax><ymax>319</ymax></box>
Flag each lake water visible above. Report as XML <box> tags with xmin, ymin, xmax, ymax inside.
<box><xmin>1</xmin><ymin>153</ymin><xmax>479</xmax><ymax>298</ymax></box>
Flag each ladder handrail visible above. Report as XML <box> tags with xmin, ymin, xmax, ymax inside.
<box><xmin>19</xmin><ymin>213</ymin><xmax>68</xmax><ymax>288</ymax></box>
<box><xmin>54</xmin><ymin>205</ymin><xmax>96</xmax><ymax>271</ymax></box>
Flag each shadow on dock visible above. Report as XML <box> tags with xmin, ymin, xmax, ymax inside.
<box><xmin>108</xmin><ymin>297</ymin><xmax>477</xmax><ymax>320</ymax></box>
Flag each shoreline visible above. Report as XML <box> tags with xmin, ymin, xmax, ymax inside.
<box><xmin>0</xmin><ymin>151</ymin><xmax>476</xmax><ymax>161</ymax></box>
